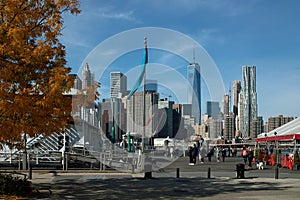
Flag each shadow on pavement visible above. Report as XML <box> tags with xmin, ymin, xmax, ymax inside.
<box><xmin>31</xmin><ymin>177</ymin><xmax>289</xmax><ymax>199</ymax></box>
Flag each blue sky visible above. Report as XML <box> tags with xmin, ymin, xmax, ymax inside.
<box><xmin>61</xmin><ymin>0</ymin><xmax>300</xmax><ymax>120</ymax></box>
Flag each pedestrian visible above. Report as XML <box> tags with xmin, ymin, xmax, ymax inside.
<box><xmin>248</xmin><ymin>147</ymin><xmax>254</xmax><ymax>168</ymax></box>
<box><xmin>241</xmin><ymin>147</ymin><xmax>248</xmax><ymax>165</ymax></box>
<box><xmin>207</xmin><ymin>148</ymin><xmax>214</xmax><ymax>162</ymax></box>
<box><xmin>231</xmin><ymin>147</ymin><xmax>236</xmax><ymax>157</ymax></box>
<box><xmin>234</xmin><ymin>148</ymin><xmax>237</xmax><ymax>157</ymax></box>
<box><xmin>188</xmin><ymin>146</ymin><xmax>194</xmax><ymax>165</ymax></box>
<box><xmin>221</xmin><ymin>148</ymin><xmax>226</xmax><ymax>162</ymax></box>
<box><xmin>170</xmin><ymin>146</ymin><xmax>174</xmax><ymax>158</ymax></box>
<box><xmin>192</xmin><ymin>144</ymin><xmax>197</xmax><ymax>165</ymax></box>
<box><xmin>269</xmin><ymin>146</ymin><xmax>274</xmax><ymax>155</ymax></box>
<box><xmin>216</xmin><ymin>147</ymin><xmax>220</xmax><ymax>162</ymax></box>
<box><xmin>199</xmin><ymin>146</ymin><xmax>206</xmax><ymax>163</ymax></box>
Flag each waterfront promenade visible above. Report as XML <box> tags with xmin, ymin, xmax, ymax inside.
<box><xmin>28</xmin><ymin>156</ymin><xmax>300</xmax><ymax>199</ymax></box>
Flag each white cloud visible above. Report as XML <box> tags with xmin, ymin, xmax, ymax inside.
<box><xmin>90</xmin><ymin>6</ymin><xmax>138</xmax><ymax>22</ymax></box>
<box><xmin>101</xmin><ymin>10</ymin><xmax>135</xmax><ymax>21</ymax></box>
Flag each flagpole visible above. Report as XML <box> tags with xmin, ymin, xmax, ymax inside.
<box><xmin>142</xmin><ymin>37</ymin><xmax>147</xmax><ymax>153</ymax></box>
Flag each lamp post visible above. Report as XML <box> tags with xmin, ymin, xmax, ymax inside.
<box><xmin>274</xmin><ymin>132</ymin><xmax>279</xmax><ymax>166</ymax></box>
<box><xmin>274</xmin><ymin>132</ymin><xmax>279</xmax><ymax>179</ymax></box>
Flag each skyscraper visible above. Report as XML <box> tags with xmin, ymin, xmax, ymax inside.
<box><xmin>223</xmin><ymin>113</ymin><xmax>235</xmax><ymax>141</ymax></box>
<box><xmin>223</xmin><ymin>94</ymin><xmax>230</xmax><ymax>116</ymax></box>
<box><xmin>239</xmin><ymin>66</ymin><xmax>257</xmax><ymax>137</ymax></box>
<box><xmin>82</xmin><ymin>63</ymin><xmax>94</xmax><ymax>89</ymax></box>
<box><xmin>127</xmin><ymin>91</ymin><xmax>159</xmax><ymax>141</ymax></box>
<box><xmin>187</xmin><ymin>61</ymin><xmax>201</xmax><ymax>125</ymax></box>
<box><xmin>207</xmin><ymin>101</ymin><xmax>220</xmax><ymax>119</ymax></box>
<box><xmin>232</xmin><ymin>80</ymin><xmax>241</xmax><ymax>116</ymax></box>
<box><xmin>207</xmin><ymin>118</ymin><xmax>223</xmax><ymax>139</ymax></box>
<box><xmin>157</xmin><ymin>99</ymin><xmax>174</xmax><ymax>138</ymax></box>
<box><xmin>250</xmin><ymin>116</ymin><xmax>263</xmax><ymax>139</ymax></box>
<box><xmin>70</xmin><ymin>74</ymin><xmax>82</xmax><ymax>90</ymax></box>
<box><xmin>110</xmin><ymin>72</ymin><xmax>127</xmax><ymax>98</ymax></box>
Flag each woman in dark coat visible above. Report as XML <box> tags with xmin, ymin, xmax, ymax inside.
<box><xmin>248</xmin><ymin>148</ymin><xmax>254</xmax><ymax>168</ymax></box>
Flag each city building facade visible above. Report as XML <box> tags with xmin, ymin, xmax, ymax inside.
<box><xmin>110</xmin><ymin>72</ymin><xmax>127</xmax><ymax>98</ymax></box>
<box><xmin>70</xmin><ymin>74</ymin><xmax>82</xmax><ymax>90</ymax></box>
<box><xmin>223</xmin><ymin>94</ymin><xmax>230</xmax><ymax>116</ymax></box>
<box><xmin>232</xmin><ymin>80</ymin><xmax>241</xmax><ymax>116</ymax></box>
<box><xmin>207</xmin><ymin>101</ymin><xmax>221</xmax><ymax>119</ymax></box>
<box><xmin>207</xmin><ymin>118</ymin><xmax>223</xmax><ymax>139</ymax></box>
<box><xmin>126</xmin><ymin>91</ymin><xmax>159</xmax><ymax>143</ymax></box>
<box><xmin>239</xmin><ymin>66</ymin><xmax>258</xmax><ymax>137</ymax></box>
<box><xmin>187</xmin><ymin>62</ymin><xmax>201</xmax><ymax>125</ymax></box>
<box><xmin>268</xmin><ymin>115</ymin><xmax>294</xmax><ymax>132</ymax></box>
<box><xmin>157</xmin><ymin>99</ymin><xmax>174</xmax><ymax>138</ymax></box>
<box><xmin>82</xmin><ymin>63</ymin><xmax>94</xmax><ymax>89</ymax></box>
<box><xmin>250</xmin><ymin>116</ymin><xmax>263</xmax><ymax>139</ymax></box>
<box><xmin>223</xmin><ymin>113</ymin><xmax>235</xmax><ymax>141</ymax></box>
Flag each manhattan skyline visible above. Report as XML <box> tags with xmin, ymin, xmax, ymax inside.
<box><xmin>61</xmin><ymin>0</ymin><xmax>300</xmax><ymax>120</ymax></box>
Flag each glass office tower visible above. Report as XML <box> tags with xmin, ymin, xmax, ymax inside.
<box><xmin>187</xmin><ymin>62</ymin><xmax>201</xmax><ymax>125</ymax></box>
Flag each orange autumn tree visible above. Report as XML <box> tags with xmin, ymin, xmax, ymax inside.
<box><xmin>73</xmin><ymin>83</ymin><xmax>101</xmax><ymax>111</ymax></box>
<box><xmin>0</xmin><ymin>0</ymin><xmax>80</xmax><ymax>148</ymax></box>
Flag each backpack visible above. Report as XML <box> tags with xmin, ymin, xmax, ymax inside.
<box><xmin>242</xmin><ymin>150</ymin><xmax>248</xmax><ymax>157</ymax></box>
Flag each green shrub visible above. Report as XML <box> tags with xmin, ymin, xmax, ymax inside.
<box><xmin>0</xmin><ymin>173</ymin><xmax>32</xmax><ymax>197</ymax></box>
<box><xmin>294</xmin><ymin>150</ymin><xmax>300</xmax><ymax>166</ymax></box>
<box><xmin>254</xmin><ymin>148</ymin><xmax>262</xmax><ymax>161</ymax></box>
<box><xmin>264</xmin><ymin>152</ymin><xmax>270</xmax><ymax>164</ymax></box>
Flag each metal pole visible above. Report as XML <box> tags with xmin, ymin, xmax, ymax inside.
<box><xmin>36</xmin><ymin>152</ymin><xmax>39</xmax><ymax>165</ymax></box>
<box><xmin>66</xmin><ymin>153</ymin><xmax>68</xmax><ymax>171</ymax></box>
<box><xmin>27</xmin><ymin>152</ymin><xmax>30</xmax><ymax>171</ymax></box>
<box><xmin>277</xmin><ymin>141</ymin><xmax>279</xmax><ymax>167</ymax></box>
<box><xmin>29</xmin><ymin>165</ymin><xmax>32</xmax><ymax>179</ymax></box>
<box><xmin>207</xmin><ymin>167</ymin><xmax>211</xmax><ymax>179</ymax></box>
<box><xmin>275</xmin><ymin>166</ymin><xmax>279</xmax><ymax>179</ymax></box>
<box><xmin>142</xmin><ymin>38</ymin><xmax>147</xmax><ymax>153</ymax></box>
<box><xmin>127</xmin><ymin>132</ymin><xmax>131</xmax><ymax>152</ymax></box>
<box><xmin>22</xmin><ymin>133</ymin><xmax>28</xmax><ymax>170</ymax></box>
<box><xmin>18</xmin><ymin>152</ymin><xmax>21</xmax><ymax>170</ymax></box>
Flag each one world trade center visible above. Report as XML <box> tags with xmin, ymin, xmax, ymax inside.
<box><xmin>187</xmin><ymin>58</ymin><xmax>201</xmax><ymax>125</ymax></box>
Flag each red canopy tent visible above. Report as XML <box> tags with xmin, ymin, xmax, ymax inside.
<box><xmin>256</xmin><ymin>117</ymin><xmax>300</xmax><ymax>143</ymax></box>
<box><xmin>256</xmin><ymin>133</ymin><xmax>300</xmax><ymax>143</ymax></box>
<box><xmin>255</xmin><ymin>117</ymin><xmax>300</xmax><ymax>170</ymax></box>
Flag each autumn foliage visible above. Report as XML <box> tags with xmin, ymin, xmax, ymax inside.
<box><xmin>0</xmin><ymin>0</ymin><xmax>80</xmax><ymax>147</ymax></box>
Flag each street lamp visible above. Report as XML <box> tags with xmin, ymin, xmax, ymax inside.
<box><xmin>274</xmin><ymin>132</ymin><xmax>279</xmax><ymax>166</ymax></box>
<box><xmin>274</xmin><ymin>132</ymin><xmax>279</xmax><ymax>179</ymax></box>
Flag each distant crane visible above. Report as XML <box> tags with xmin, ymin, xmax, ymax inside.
<box><xmin>228</xmin><ymin>81</ymin><xmax>232</xmax><ymax>113</ymax></box>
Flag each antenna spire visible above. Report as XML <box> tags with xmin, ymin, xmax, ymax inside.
<box><xmin>193</xmin><ymin>48</ymin><xmax>195</xmax><ymax>64</ymax></box>
<box><xmin>144</xmin><ymin>37</ymin><xmax>147</xmax><ymax>49</ymax></box>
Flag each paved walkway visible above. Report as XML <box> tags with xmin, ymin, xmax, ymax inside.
<box><xmin>28</xmin><ymin>157</ymin><xmax>300</xmax><ymax>199</ymax></box>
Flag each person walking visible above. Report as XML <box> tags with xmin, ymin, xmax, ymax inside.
<box><xmin>207</xmin><ymin>148</ymin><xmax>214</xmax><ymax>162</ymax></box>
<box><xmin>188</xmin><ymin>146</ymin><xmax>194</xmax><ymax>165</ymax></box>
<box><xmin>221</xmin><ymin>148</ymin><xmax>226</xmax><ymax>162</ymax></box>
<box><xmin>192</xmin><ymin>144</ymin><xmax>197</xmax><ymax>165</ymax></box>
<box><xmin>216</xmin><ymin>147</ymin><xmax>220</xmax><ymax>162</ymax></box>
<box><xmin>248</xmin><ymin>148</ymin><xmax>254</xmax><ymax>169</ymax></box>
<box><xmin>241</xmin><ymin>147</ymin><xmax>248</xmax><ymax>165</ymax></box>
<box><xmin>199</xmin><ymin>146</ymin><xmax>206</xmax><ymax>163</ymax></box>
